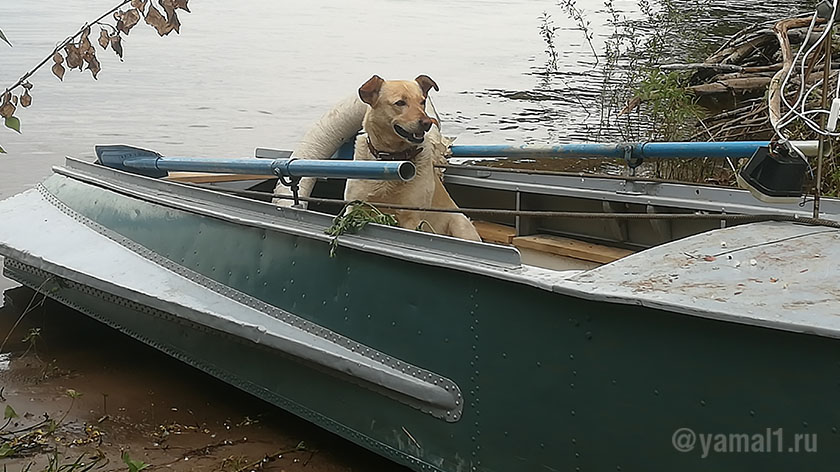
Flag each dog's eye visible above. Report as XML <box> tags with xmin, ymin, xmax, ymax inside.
<box><xmin>394</xmin><ymin>100</ymin><xmax>406</xmax><ymax>106</ymax></box>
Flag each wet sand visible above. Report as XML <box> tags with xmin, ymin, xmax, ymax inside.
<box><xmin>0</xmin><ymin>285</ymin><xmax>405</xmax><ymax>471</ymax></box>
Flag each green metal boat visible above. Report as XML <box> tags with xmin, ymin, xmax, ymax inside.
<box><xmin>1</xmin><ymin>140</ymin><xmax>839</xmax><ymax>471</ymax></box>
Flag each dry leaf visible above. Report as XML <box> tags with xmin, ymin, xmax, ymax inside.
<box><xmin>52</xmin><ymin>52</ymin><xmax>64</xmax><ymax>64</ymax></box>
<box><xmin>619</xmin><ymin>96</ymin><xmax>642</xmax><ymax>115</ymax></box>
<box><xmin>145</xmin><ymin>5</ymin><xmax>172</xmax><ymax>36</ymax></box>
<box><xmin>159</xmin><ymin>0</ymin><xmax>175</xmax><ymax>14</ymax></box>
<box><xmin>79</xmin><ymin>29</ymin><xmax>94</xmax><ymax>62</ymax></box>
<box><xmin>131</xmin><ymin>0</ymin><xmax>147</xmax><ymax>10</ymax></box>
<box><xmin>20</xmin><ymin>91</ymin><xmax>32</xmax><ymax>108</ymax></box>
<box><xmin>173</xmin><ymin>0</ymin><xmax>190</xmax><ymax>12</ymax></box>
<box><xmin>65</xmin><ymin>44</ymin><xmax>82</xmax><ymax>69</ymax></box>
<box><xmin>0</xmin><ymin>101</ymin><xmax>16</xmax><ymax>119</ymax></box>
<box><xmin>99</xmin><ymin>29</ymin><xmax>110</xmax><ymax>49</ymax></box>
<box><xmin>85</xmin><ymin>54</ymin><xmax>101</xmax><ymax>79</ymax></box>
<box><xmin>52</xmin><ymin>62</ymin><xmax>66</xmax><ymax>80</ymax></box>
<box><xmin>117</xmin><ymin>9</ymin><xmax>142</xmax><ymax>35</ymax></box>
<box><xmin>168</xmin><ymin>10</ymin><xmax>180</xmax><ymax>33</ymax></box>
<box><xmin>158</xmin><ymin>0</ymin><xmax>180</xmax><ymax>34</ymax></box>
<box><xmin>111</xmin><ymin>35</ymin><xmax>124</xmax><ymax>59</ymax></box>
<box><xmin>21</xmin><ymin>82</ymin><xmax>33</xmax><ymax>90</ymax></box>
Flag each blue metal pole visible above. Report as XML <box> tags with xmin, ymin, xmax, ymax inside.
<box><xmin>122</xmin><ymin>156</ymin><xmax>414</xmax><ymax>181</ymax></box>
<box><xmin>450</xmin><ymin>141</ymin><xmax>774</xmax><ymax>160</ymax></box>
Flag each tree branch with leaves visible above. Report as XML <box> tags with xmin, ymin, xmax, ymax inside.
<box><xmin>0</xmin><ymin>0</ymin><xmax>190</xmax><ymax>154</ymax></box>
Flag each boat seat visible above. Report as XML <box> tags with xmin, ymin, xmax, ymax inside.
<box><xmin>474</xmin><ymin>220</ymin><xmax>633</xmax><ymax>270</ymax></box>
<box><xmin>513</xmin><ymin>234</ymin><xmax>634</xmax><ymax>264</ymax></box>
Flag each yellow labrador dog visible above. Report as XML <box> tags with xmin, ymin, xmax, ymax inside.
<box><xmin>344</xmin><ymin>75</ymin><xmax>481</xmax><ymax>242</ymax></box>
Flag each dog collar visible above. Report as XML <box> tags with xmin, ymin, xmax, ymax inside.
<box><xmin>367</xmin><ymin>137</ymin><xmax>422</xmax><ymax>161</ymax></box>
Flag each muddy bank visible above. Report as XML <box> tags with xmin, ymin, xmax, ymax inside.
<box><xmin>0</xmin><ymin>286</ymin><xmax>404</xmax><ymax>471</ymax></box>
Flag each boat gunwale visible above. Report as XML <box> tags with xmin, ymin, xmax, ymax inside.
<box><xmin>56</xmin><ymin>156</ymin><xmax>523</xmax><ymax>267</ymax></box>
<box><xmin>444</xmin><ymin>167</ymin><xmax>840</xmax><ymax>219</ymax></box>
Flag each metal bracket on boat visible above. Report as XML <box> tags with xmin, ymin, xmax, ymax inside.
<box><xmin>273</xmin><ymin>158</ymin><xmax>302</xmax><ymax>207</ymax></box>
<box><xmin>623</xmin><ymin>145</ymin><xmax>643</xmax><ymax>176</ymax></box>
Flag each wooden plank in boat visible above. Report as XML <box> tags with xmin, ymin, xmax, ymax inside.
<box><xmin>166</xmin><ymin>172</ymin><xmax>275</xmax><ymax>184</ymax></box>
<box><xmin>474</xmin><ymin>221</ymin><xmax>517</xmax><ymax>244</ymax></box>
<box><xmin>512</xmin><ymin>234</ymin><xmax>633</xmax><ymax>264</ymax></box>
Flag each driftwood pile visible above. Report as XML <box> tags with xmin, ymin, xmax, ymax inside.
<box><xmin>661</xmin><ymin>15</ymin><xmax>836</xmax><ymax>141</ymax></box>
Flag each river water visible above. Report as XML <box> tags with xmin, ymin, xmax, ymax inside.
<box><xmin>0</xmin><ymin>0</ymin><xmax>816</xmax><ymax>468</ymax></box>
<box><xmin>0</xmin><ymin>0</ymin><xmax>812</xmax><ymax>203</ymax></box>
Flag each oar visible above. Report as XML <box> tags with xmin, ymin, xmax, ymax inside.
<box><xmin>450</xmin><ymin>140</ymin><xmax>818</xmax><ymax>159</ymax></box>
<box><xmin>94</xmin><ymin>145</ymin><xmax>415</xmax><ymax>181</ymax></box>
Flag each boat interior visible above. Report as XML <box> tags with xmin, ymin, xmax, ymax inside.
<box><xmin>164</xmin><ymin>154</ymin><xmax>840</xmax><ymax>273</ymax></box>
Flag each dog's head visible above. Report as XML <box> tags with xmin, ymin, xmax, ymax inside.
<box><xmin>359</xmin><ymin>75</ymin><xmax>440</xmax><ymax>147</ymax></box>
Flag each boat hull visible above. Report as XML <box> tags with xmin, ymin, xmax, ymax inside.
<box><xmin>2</xmin><ymin>162</ymin><xmax>840</xmax><ymax>470</ymax></box>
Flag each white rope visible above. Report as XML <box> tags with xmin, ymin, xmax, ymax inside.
<box><xmin>272</xmin><ymin>95</ymin><xmax>367</xmax><ymax>207</ymax></box>
<box><xmin>774</xmin><ymin>0</ymin><xmax>839</xmax><ymax>143</ymax></box>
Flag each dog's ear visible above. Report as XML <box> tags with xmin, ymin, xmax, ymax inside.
<box><xmin>359</xmin><ymin>75</ymin><xmax>385</xmax><ymax>105</ymax></box>
<box><xmin>415</xmin><ymin>75</ymin><xmax>439</xmax><ymax>97</ymax></box>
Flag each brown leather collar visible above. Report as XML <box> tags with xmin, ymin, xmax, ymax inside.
<box><xmin>367</xmin><ymin>137</ymin><xmax>422</xmax><ymax>161</ymax></box>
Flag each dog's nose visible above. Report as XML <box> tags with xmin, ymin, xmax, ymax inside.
<box><xmin>419</xmin><ymin>117</ymin><xmax>433</xmax><ymax>132</ymax></box>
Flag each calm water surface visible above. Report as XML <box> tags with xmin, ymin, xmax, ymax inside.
<box><xmin>0</xmin><ymin>0</ymin><xmax>809</xmax><ymax>200</ymax></box>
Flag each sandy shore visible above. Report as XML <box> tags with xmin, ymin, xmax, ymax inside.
<box><xmin>0</xmin><ymin>285</ymin><xmax>405</xmax><ymax>471</ymax></box>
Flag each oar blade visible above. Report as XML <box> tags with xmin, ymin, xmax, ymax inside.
<box><xmin>95</xmin><ymin>145</ymin><xmax>167</xmax><ymax>178</ymax></box>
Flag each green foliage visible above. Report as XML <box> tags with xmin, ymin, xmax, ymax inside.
<box><xmin>4</xmin><ymin>116</ymin><xmax>20</xmax><ymax>133</ymax></box>
<box><xmin>538</xmin><ymin>12</ymin><xmax>558</xmax><ymax>72</ymax></box>
<box><xmin>121</xmin><ymin>451</ymin><xmax>150</xmax><ymax>472</ymax></box>
<box><xmin>543</xmin><ymin>0</ymin><xmax>710</xmax><ymax>142</ymax></box>
<box><xmin>557</xmin><ymin>0</ymin><xmax>598</xmax><ymax>64</ymax></box>
<box><xmin>40</xmin><ymin>452</ymin><xmax>101</xmax><ymax>472</ymax></box>
<box><xmin>634</xmin><ymin>69</ymin><xmax>704</xmax><ymax>141</ymax></box>
<box><xmin>325</xmin><ymin>201</ymin><xmax>399</xmax><ymax>257</ymax></box>
<box><xmin>0</xmin><ymin>441</ymin><xmax>14</xmax><ymax>458</ymax></box>
<box><xmin>54</xmin><ymin>388</ymin><xmax>82</xmax><ymax>428</ymax></box>
<box><xmin>543</xmin><ymin>0</ymin><xmax>735</xmax><ymax>183</ymax></box>
<box><xmin>2</xmin><ymin>404</ymin><xmax>18</xmax><ymax>435</ymax></box>
<box><xmin>601</xmin><ymin>0</ymin><xmax>704</xmax><ymax>142</ymax></box>
<box><xmin>4</xmin><ymin>404</ymin><xmax>18</xmax><ymax>420</ymax></box>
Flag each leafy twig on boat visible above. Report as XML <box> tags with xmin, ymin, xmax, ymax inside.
<box><xmin>325</xmin><ymin>202</ymin><xmax>399</xmax><ymax>257</ymax></box>
<box><xmin>0</xmin><ymin>0</ymin><xmax>190</xmax><ymax>153</ymax></box>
